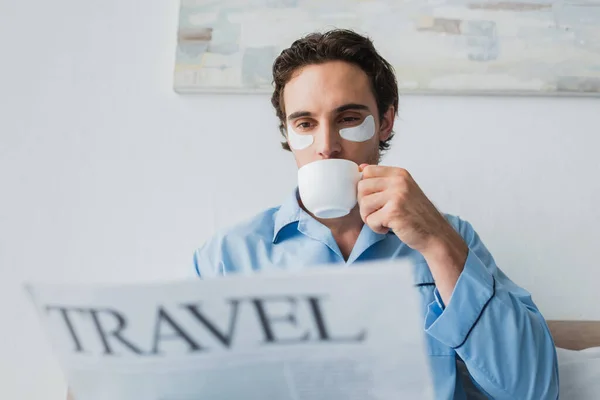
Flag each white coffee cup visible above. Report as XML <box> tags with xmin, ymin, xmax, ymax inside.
<box><xmin>297</xmin><ymin>159</ymin><xmax>362</xmax><ymax>219</ymax></box>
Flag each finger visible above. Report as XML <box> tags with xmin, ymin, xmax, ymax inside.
<box><xmin>358</xmin><ymin>191</ymin><xmax>387</xmax><ymax>221</ymax></box>
<box><xmin>357</xmin><ymin>177</ymin><xmax>389</xmax><ymax>199</ymax></box>
<box><xmin>362</xmin><ymin>165</ymin><xmax>411</xmax><ymax>180</ymax></box>
<box><xmin>364</xmin><ymin>206</ymin><xmax>390</xmax><ymax>234</ymax></box>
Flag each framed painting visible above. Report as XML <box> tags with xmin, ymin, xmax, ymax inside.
<box><xmin>174</xmin><ymin>0</ymin><xmax>600</xmax><ymax>95</ymax></box>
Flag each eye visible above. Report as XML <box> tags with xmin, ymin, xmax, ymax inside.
<box><xmin>295</xmin><ymin>121</ymin><xmax>314</xmax><ymax>131</ymax></box>
<box><xmin>339</xmin><ymin>116</ymin><xmax>361</xmax><ymax>124</ymax></box>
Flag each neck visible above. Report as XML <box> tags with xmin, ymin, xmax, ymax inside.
<box><xmin>298</xmin><ymin>196</ymin><xmax>364</xmax><ymax>260</ymax></box>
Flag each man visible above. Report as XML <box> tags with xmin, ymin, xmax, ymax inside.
<box><xmin>194</xmin><ymin>29</ymin><xmax>559</xmax><ymax>399</ymax></box>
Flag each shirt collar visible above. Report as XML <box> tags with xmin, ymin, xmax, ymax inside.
<box><xmin>272</xmin><ymin>189</ymin><xmax>305</xmax><ymax>243</ymax></box>
<box><xmin>272</xmin><ymin>190</ymin><xmax>434</xmax><ymax>285</ymax></box>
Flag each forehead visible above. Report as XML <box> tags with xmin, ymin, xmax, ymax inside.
<box><xmin>282</xmin><ymin>61</ymin><xmax>375</xmax><ymax>115</ymax></box>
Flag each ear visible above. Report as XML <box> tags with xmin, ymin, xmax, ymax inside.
<box><xmin>378</xmin><ymin>105</ymin><xmax>395</xmax><ymax>142</ymax></box>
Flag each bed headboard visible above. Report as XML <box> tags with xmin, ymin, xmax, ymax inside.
<box><xmin>547</xmin><ymin>320</ymin><xmax>600</xmax><ymax>350</ymax></box>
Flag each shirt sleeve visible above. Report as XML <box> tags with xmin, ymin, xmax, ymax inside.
<box><xmin>192</xmin><ymin>248</ymin><xmax>203</xmax><ymax>278</ymax></box>
<box><xmin>192</xmin><ymin>238</ymin><xmax>227</xmax><ymax>279</ymax></box>
<box><xmin>424</xmin><ymin>218</ymin><xmax>559</xmax><ymax>399</ymax></box>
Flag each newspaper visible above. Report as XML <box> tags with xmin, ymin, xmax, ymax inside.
<box><xmin>25</xmin><ymin>261</ymin><xmax>433</xmax><ymax>400</ymax></box>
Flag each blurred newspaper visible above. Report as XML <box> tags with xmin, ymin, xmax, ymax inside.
<box><xmin>25</xmin><ymin>261</ymin><xmax>433</xmax><ymax>400</ymax></box>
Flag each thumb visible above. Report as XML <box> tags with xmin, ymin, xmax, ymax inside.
<box><xmin>359</xmin><ymin>163</ymin><xmax>369</xmax><ymax>172</ymax></box>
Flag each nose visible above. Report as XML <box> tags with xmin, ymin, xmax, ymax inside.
<box><xmin>315</xmin><ymin>123</ymin><xmax>341</xmax><ymax>159</ymax></box>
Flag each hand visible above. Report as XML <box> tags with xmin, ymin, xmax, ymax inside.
<box><xmin>357</xmin><ymin>164</ymin><xmax>468</xmax><ymax>302</ymax></box>
<box><xmin>357</xmin><ymin>165</ymin><xmax>448</xmax><ymax>250</ymax></box>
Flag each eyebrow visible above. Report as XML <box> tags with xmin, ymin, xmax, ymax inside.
<box><xmin>287</xmin><ymin>103</ymin><xmax>370</xmax><ymax>121</ymax></box>
<box><xmin>334</xmin><ymin>103</ymin><xmax>370</xmax><ymax>113</ymax></box>
<box><xmin>287</xmin><ymin>111</ymin><xmax>312</xmax><ymax>121</ymax></box>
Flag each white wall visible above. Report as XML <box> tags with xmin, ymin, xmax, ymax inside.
<box><xmin>1</xmin><ymin>1</ymin><xmax>598</xmax><ymax>399</ymax></box>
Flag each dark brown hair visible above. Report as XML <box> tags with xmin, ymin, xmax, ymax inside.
<box><xmin>271</xmin><ymin>29</ymin><xmax>399</xmax><ymax>152</ymax></box>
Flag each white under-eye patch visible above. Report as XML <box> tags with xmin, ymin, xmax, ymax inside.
<box><xmin>339</xmin><ymin>115</ymin><xmax>376</xmax><ymax>142</ymax></box>
<box><xmin>287</xmin><ymin>124</ymin><xmax>314</xmax><ymax>150</ymax></box>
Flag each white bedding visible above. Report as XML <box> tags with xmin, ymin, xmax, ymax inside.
<box><xmin>556</xmin><ymin>346</ymin><xmax>600</xmax><ymax>399</ymax></box>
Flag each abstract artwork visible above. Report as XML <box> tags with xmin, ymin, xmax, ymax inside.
<box><xmin>174</xmin><ymin>0</ymin><xmax>600</xmax><ymax>95</ymax></box>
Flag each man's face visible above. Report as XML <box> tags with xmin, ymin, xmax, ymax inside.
<box><xmin>282</xmin><ymin>61</ymin><xmax>394</xmax><ymax>169</ymax></box>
